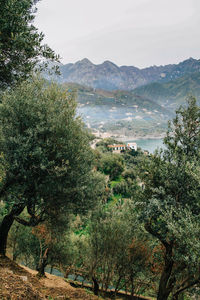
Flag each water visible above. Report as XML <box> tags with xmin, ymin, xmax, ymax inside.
<box><xmin>127</xmin><ymin>138</ymin><xmax>164</xmax><ymax>154</ymax></box>
<box><xmin>45</xmin><ymin>267</ymin><xmax>64</xmax><ymax>277</ymax></box>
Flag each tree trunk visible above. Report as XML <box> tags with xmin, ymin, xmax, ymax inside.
<box><xmin>157</xmin><ymin>289</ymin><xmax>171</xmax><ymax>300</ymax></box>
<box><xmin>0</xmin><ymin>214</ymin><xmax>14</xmax><ymax>256</ymax></box>
<box><xmin>12</xmin><ymin>224</ymin><xmax>20</xmax><ymax>261</ymax></box>
<box><xmin>92</xmin><ymin>277</ymin><xmax>99</xmax><ymax>295</ymax></box>
<box><xmin>130</xmin><ymin>284</ymin><xmax>134</xmax><ymax>299</ymax></box>
<box><xmin>157</xmin><ymin>244</ymin><xmax>174</xmax><ymax>300</ymax></box>
<box><xmin>0</xmin><ymin>204</ymin><xmax>24</xmax><ymax>256</ymax></box>
<box><xmin>37</xmin><ymin>248</ymin><xmax>49</xmax><ymax>277</ymax></box>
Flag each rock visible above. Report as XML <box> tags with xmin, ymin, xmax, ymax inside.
<box><xmin>19</xmin><ymin>275</ymin><xmax>28</xmax><ymax>282</ymax></box>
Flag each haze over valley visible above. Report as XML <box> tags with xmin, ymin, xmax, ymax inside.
<box><xmin>47</xmin><ymin>57</ymin><xmax>200</xmax><ymax>138</ymax></box>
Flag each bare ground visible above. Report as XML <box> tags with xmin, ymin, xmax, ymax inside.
<box><xmin>0</xmin><ymin>255</ymin><xmax>101</xmax><ymax>300</ymax></box>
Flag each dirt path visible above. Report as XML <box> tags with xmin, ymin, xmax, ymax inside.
<box><xmin>90</xmin><ymin>138</ymin><xmax>101</xmax><ymax>149</ymax></box>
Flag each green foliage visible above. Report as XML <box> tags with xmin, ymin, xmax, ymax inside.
<box><xmin>0</xmin><ymin>78</ymin><xmax>93</xmax><ymax>214</ymax></box>
<box><xmin>97</xmin><ymin>152</ymin><xmax>124</xmax><ymax>180</ymax></box>
<box><xmin>113</xmin><ymin>180</ymin><xmax>129</xmax><ymax>196</ymax></box>
<box><xmin>70</xmin><ymin>203</ymin><xmax>150</xmax><ymax>294</ymax></box>
<box><xmin>8</xmin><ymin>221</ymin><xmax>39</xmax><ymax>266</ymax></box>
<box><xmin>164</xmin><ymin>96</ymin><xmax>200</xmax><ymax>159</ymax></box>
<box><xmin>140</xmin><ymin>96</ymin><xmax>200</xmax><ymax>299</ymax></box>
<box><xmin>8</xmin><ymin>214</ymin><xmax>76</xmax><ymax>272</ymax></box>
<box><xmin>0</xmin><ymin>78</ymin><xmax>105</xmax><ymax>257</ymax></box>
<box><xmin>0</xmin><ymin>0</ymin><xmax>59</xmax><ymax>89</ymax></box>
<box><xmin>122</xmin><ymin>169</ymin><xmax>137</xmax><ymax>181</ymax></box>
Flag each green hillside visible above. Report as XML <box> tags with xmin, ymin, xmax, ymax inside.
<box><xmin>133</xmin><ymin>72</ymin><xmax>200</xmax><ymax>109</ymax></box>
<box><xmin>64</xmin><ymin>83</ymin><xmax>173</xmax><ymax>120</ymax></box>
<box><xmin>63</xmin><ymin>72</ymin><xmax>200</xmax><ymax>137</ymax></box>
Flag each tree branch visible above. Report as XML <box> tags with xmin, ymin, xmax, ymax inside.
<box><xmin>173</xmin><ymin>277</ymin><xmax>200</xmax><ymax>298</ymax></box>
<box><xmin>144</xmin><ymin>220</ymin><xmax>170</xmax><ymax>249</ymax></box>
<box><xmin>15</xmin><ymin>213</ymin><xmax>45</xmax><ymax>227</ymax></box>
<box><xmin>27</xmin><ymin>202</ymin><xmax>36</xmax><ymax>217</ymax></box>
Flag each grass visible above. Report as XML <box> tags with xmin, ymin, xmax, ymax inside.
<box><xmin>109</xmin><ymin>176</ymin><xmax>123</xmax><ymax>188</ymax></box>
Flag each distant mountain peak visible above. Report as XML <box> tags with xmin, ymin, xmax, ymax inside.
<box><xmin>180</xmin><ymin>57</ymin><xmax>200</xmax><ymax>65</ymax></box>
<box><xmin>102</xmin><ymin>60</ymin><xmax>117</xmax><ymax>66</ymax></box>
<box><xmin>77</xmin><ymin>58</ymin><xmax>93</xmax><ymax>65</ymax></box>
<box><xmin>188</xmin><ymin>57</ymin><xmax>196</xmax><ymax>61</ymax></box>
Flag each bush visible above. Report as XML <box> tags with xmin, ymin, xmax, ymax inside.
<box><xmin>97</xmin><ymin>153</ymin><xmax>124</xmax><ymax>180</ymax></box>
<box><xmin>113</xmin><ymin>181</ymin><xmax>129</xmax><ymax>196</ymax></box>
<box><xmin>122</xmin><ymin>169</ymin><xmax>136</xmax><ymax>180</ymax></box>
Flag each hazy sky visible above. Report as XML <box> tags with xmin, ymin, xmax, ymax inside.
<box><xmin>35</xmin><ymin>0</ymin><xmax>200</xmax><ymax>68</ymax></box>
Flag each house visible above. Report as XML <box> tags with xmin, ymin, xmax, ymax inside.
<box><xmin>127</xmin><ymin>142</ymin><xmax>137</xmax><ymax>151</ymax></box>
<box><xmin>108</xmin><ymin>144</ymin><xmax>126</xmax><ymax>153</ymax></box>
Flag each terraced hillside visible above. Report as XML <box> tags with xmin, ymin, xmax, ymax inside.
<box><xmin>64</xmin><ymin>83</ymin><xmax>173</xmax><ymax>137</ymax></box>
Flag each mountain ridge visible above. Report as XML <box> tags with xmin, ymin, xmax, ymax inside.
<box><xmin>133</xmin><ymin>71</ymin><xmax>200</xmax><ymax>108</ymax></box>
<box><xmin>55</xmin><ymin>57</ymin><xmax>200</xmax><ymax>91</ymax></box>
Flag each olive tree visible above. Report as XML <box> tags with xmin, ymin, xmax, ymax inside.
<box><xmin>97</xmin><ymin>152</ymin><xmax>124</xmax><ymax>180</ymax></box>
<box><xmin>140</xmin><ymin>97</ymin><xmax>200</xmax><ymax>300</ymax></box>
<box><xmin>0</xmin><ymin>77</ymin><xmax>104</xmax><ymax>256</ymax></box>
<box><xmin>0</xmin><ymin>0</ymin><xmax>58</xmax><ymax>89</ymax></box>
<box><xmin>71</xmin><ymin>203</ymin><xmax>150</xmax><ymax>296</ymax></box>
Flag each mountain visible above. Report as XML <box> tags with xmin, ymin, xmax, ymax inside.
<box><xmin>64</xmin><ymin>83</ymin><xmax>173</xmax><ymax>137</ymax></box>
<box><xmin>55</xmin><ymin>58</ymin><xmax>200</xmax><ymax>91</ymax></box>
<box><xmin>45</xmin><ymin>58</ymin><xmax>200</xmax><ymax>137</ymax></box>
<box><xmin>133</xmin><ymin>72</ymin><xmax>200</xmax><ymax>109</ymax></box>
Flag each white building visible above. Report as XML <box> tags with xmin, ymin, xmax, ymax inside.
<box><xmin>108</xmin><ymin>144</ymin><xmax>126</xmax><ymax>153</ymax></box>
<box><xmin>127</xmin><ymin>142</ymin><xmax>137</xmax><ymax>151</ymax></box>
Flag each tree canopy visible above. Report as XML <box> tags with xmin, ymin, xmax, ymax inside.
<box><xmin>0</xmin><ymin>0</ymin><xmax>58</xmax><ymax>89</ymax></box>
<box><xmin>0</xmin><ymin>77</ymin><xmax>105</xmax><ymax>256</ymax></box>
<box><xmin>140</xmin><ymin>97</ymin><xmax>200</xmax><ymax>300</ymax></box>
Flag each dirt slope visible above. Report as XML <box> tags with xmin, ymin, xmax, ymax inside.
<box><xmin>0</xmin><ymin>256</ymin><xmax>100</xmax><ymax>300</ymax></box>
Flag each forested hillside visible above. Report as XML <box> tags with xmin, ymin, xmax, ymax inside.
<box><xmin>133</xmin><ymin>72</ymin><xmax>200</xmax><ymax>109</ymax></box>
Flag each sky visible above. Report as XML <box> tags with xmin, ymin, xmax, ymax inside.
<box><xmin>34</xmin><ymin>0</ymin><xmax>200</xmax><ymax>68</ymax></box>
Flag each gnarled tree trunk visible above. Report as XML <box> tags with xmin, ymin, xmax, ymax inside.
<box><xmin>0</xmin><ymin>204</ymin><xmax>24</xmax><ymax>256</ymax></box>
<box><xmin>157</xmin><ymin>243</ymin><xmax>174</xmax><ymax>300</ymax></box>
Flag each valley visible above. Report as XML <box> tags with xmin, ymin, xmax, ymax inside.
<box><xmin>47</xmin><ymin>58</ymin><xmax>200</xmax><ymax>139</ymax></box>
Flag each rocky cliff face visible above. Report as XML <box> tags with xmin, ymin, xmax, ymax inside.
<box><xmin>57</xmin><ymin>57</ymin><xmax>200</xmax><ymax>90</ymax></box>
